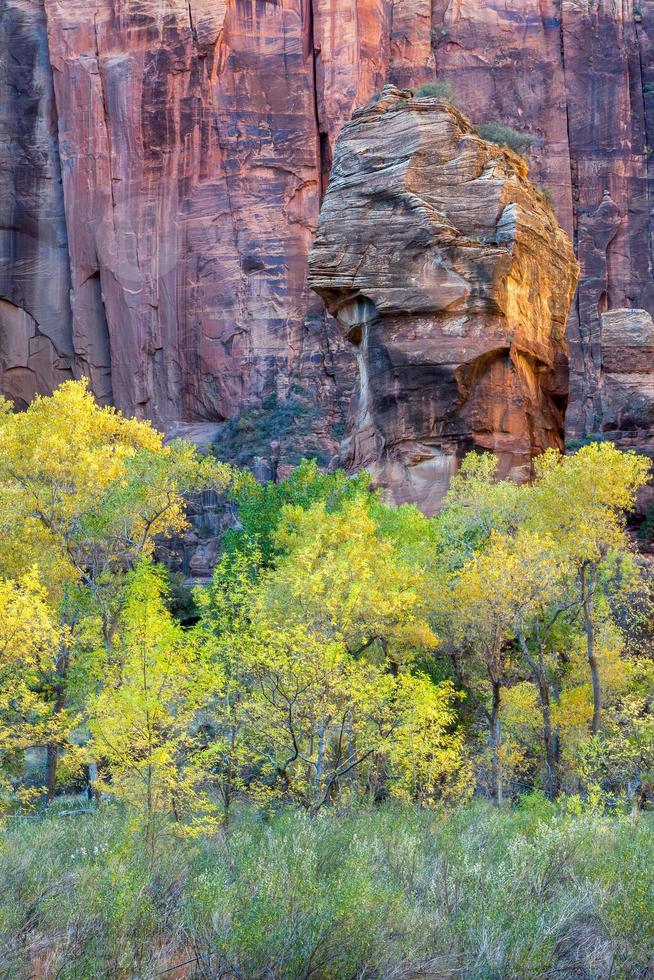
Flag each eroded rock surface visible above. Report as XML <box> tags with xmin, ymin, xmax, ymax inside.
<box><xmin>593</xmin><ymin>308</ymin><xmax>654</xmax><ymax>455</ymax></box>
<box><xmin>0</xmin><ymin>0</ymin><xmax>75</xmax><ymax>409</ymax></box>
<box><xmin>429</xmin><ymin>0</ymin><xmax>654</xmax><ymax>446</ymax></box>
<box><xmin>309</xmin><ymin>88</ymin><xmax>578</xmax><ymax>512</ymax></box>
<box><xmin>1</xmin><ymin>0</ymin><xmax>654</xmax><ymax>472</ymax></box>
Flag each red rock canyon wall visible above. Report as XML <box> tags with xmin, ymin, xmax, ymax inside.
<box><xmin>1</xmin><ymin>0</ymin><xmax>653</xmax><ymax>462</ymax></box>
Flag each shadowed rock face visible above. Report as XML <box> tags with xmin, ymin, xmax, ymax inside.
<box><xmin>309</xmin><ymin>88</ymin><xmax>578</xmax><ymax>513</ymax></box>
<box><xmin>0</xmin><ymin>0</ymin><xmax>76</xmax><ymax>409</ymax></box>
<box><xmin>594</xmin><ymin>309</ymin><xmax>654</xmax><ymax>456</ymax></box>
<box><xmin>0</xmin><ymin>0</ymin><xmax>359</xmax><ymax>453</ymax></box>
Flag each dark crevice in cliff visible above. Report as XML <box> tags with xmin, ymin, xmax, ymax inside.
<box><xmin>91</xmin><ymin>12</ymin><xmax>118</xmax><ymax>248</ymax></box>
<box><xmin>556</xmin><ymin>19</ymin><xmax>576</xmax><ymax>249</ymax></box>
<box><xmin>307</xmin><ymin>0</ymin><xmax>328</xmax><ymax>201</ymax></box>
<box><xmin>557</xmin><ymin>11</ymin><xmax>587</xmax><ymax>439</ymax></box>
<box><xmin>84</xmin><ymin>269</ymin><xmax>114</xmax><ymax>405</ymax></box>
<box><xmin>186</xmin><ymin>0</ymin><xmax>198</xmax><ymax>45</ymax></box>
<box><xmin>36</xmin><ymin>0</ymin><xmax>76</xmax><ymax>371</ymax></box>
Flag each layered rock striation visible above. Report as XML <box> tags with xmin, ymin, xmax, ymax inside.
<box><xmin>309</xmin><ymin>88</ymin><xmax>579</xmax><ymax>512</ymax></box>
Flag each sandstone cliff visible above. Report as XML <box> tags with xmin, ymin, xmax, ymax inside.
<box><xmin>308</xmin><ymin>87</ymin><xmax>578</xmax><ymax>512</ymax></box>
<box><xmin>1</xmin><ymin>0</ymin><xmax>652</xmax><ymax>465</ymax></box>
<box><xmin>593</xmin><ymin>308</ymin><xmax>654</xmax><ymax>456</ymax></box>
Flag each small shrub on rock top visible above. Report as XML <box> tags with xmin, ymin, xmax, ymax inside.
<box><xmin>477</xmin><ymin>121</ymin><xmax>534</xmax><ymax>157</ymax></box>
<box><xmin>415</xmin><ymin>80</ymin><xmax>453</xmax><ymax>100</ymax></box>
<box><xmin>536</xmin><ymin>185</ymin><xmax>554</xmax><ymax>208</ymax></box>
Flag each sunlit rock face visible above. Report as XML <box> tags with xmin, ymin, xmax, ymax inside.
<box><xmin>309</xmin><ymin>88</ymin><xmax>579</xmax><ymax>514</ymax></box>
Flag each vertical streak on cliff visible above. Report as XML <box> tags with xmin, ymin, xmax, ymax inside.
<box><xmin>635</xmin><ymin>4</ymin><xmax>654</xmax><ymax>294</ymax></box>
<box><xmin>0</xmin><ymin>0</ymin><xmax>75</xmax><ymax>406</ymax></box>
<box><xmin>307</xmin><ymin>0</ymin><xmax>329</xmax><ymax>200</ymax></box>
<box><xmin>557</xmin><ymin>5</ymin><xmax>584</xmax><ymax>438</ymax></box>
<box><xmin>309</xmin><ymin>90</ymin><xmax>578</xmax><ymax>513</ymax></box>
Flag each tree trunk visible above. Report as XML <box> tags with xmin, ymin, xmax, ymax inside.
<box><xmin>541</xmin><ymin>694</ymin><xmax>559</xmax><ymax>800</ymax></box>
<box><xmin>88</xmin><ymin>761</ymin><xmax>101</xmax><ymax>803</ymax></box>
<box><xmin>517</xmin><ymin>629</ymin><xmax>559</xmax><ymax>799</ymax></box>
<box><xmin>46</xmin><ymin>742</ymin><xmax>58</xmax><ymax>801</ymax></box>
<box><xmin>630</xmin><ymin>783</ymin><xmax>645</xmax><ymax>824</ymax></box>
<box><xmin>315</xmin><ymin>719</ymin><xmax>327</xmax><ymax>799</ymax></box>
<box><xmin>581</xmin><ymin>564</ymin><xmax>601</xmax><ymax>735</ymax></box>
<box><xmin>490</xmin><ymin>679</ymin><xmax>503</xmax><ymax>807</ymax></box>
<box><xmin>45</xmin><ymin>644</ymin><xmax>69</xmax><ymax>801</ymax></box>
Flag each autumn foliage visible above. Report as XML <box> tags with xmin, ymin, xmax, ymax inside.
<box><xmin>0</xmin><ymin>381</ymin><xmax>653</xmax><ymax>835</ymax></box>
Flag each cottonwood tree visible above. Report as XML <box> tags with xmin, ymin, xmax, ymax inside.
<box><xmin>217</xmin><ymin>615</ymin><xmax>470</xmax><ymax>812</ymax></box>
<box><xmin>0</xmin><ymin>380</ymin><xmax>230</xmax><ymax>796</ymax></box>
<box><xmin>0</xmin><ymin>572</ymin><xmax>65</xmax><ymax>815</ymax></box>
<box><xmin>240</xmin><ymin>621</ymin><xmax>398</xmax><ymax>811</ymax></box>
<box><xmin>226</xmin><ymin>458</ymin><xmax>371</xmax><ymax>564</ymax></box>
<box><xmin>440</xmin><ymin>443</ymin><xmax>649</xmax><ymax>802</ymax></box>
<box><xmin>530</xmin><ymin>443</ymin><xmax>650</xmax><ymax>735</ymax></box>
<box><xmin>456</xmin><ymin>530</ymin><xmax>566</xmax><ymax>798</ymax></box>
<box><xmin>89</xmin><ymin>561</ymin><xmax>223</xmax><ymax>847</ymax></box>
<box><xmin>258</xmin><ymin>498</ymin><xmax>437</xmax><ymax>670</ymax></box>
<box><xmin>386</xmin><ymin>674</ymin><xmax>473</xmax><ymax>805</ymax></box>
<box><xmin>197</xmin><ymin>497</ymin><xmax>468</xmax><ymax>813</ymax></box>
<box><xmin>193</xmin><ymin>547</ymin><xmax>264</xmax><ymax>823</ymax></box>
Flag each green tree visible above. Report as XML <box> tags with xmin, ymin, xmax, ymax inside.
<box><xmin>226</xmin><ymin>458</ymin><xmax>371</xmax><ymax>563</ymax></box>
<box><xmin>89</xmin><ymin>561</ymin><xmax>223</xmax><ymax>846</ymax></box>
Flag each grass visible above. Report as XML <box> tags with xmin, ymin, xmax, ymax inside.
<box><xmin>2</xmin><ymin>798</ymin><xmax>654</xmax><ymax>977</ymax></box>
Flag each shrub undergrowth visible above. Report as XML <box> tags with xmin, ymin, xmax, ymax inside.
<box><xmin>2</xmin><ymin>800</ymin><xmax>653</xmax><ymax>978</ymax></box>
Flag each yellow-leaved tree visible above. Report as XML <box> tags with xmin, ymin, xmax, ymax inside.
<box><xmin>0</xmin><ymin>572</ymin><xmax>66</xmax><ymax>817</ymax></box>
<box><xmin>0</xmin><ymin>379</ymin><xmax>230</xmax><ymax>797</ymax></box>
<box><xmin>238</xmin><ymin>619</ymin><xmax>399</xmax><ymax>812</ymax></box>
<box><xmin>440</xmin><ymin>443</ymin><xmax>650</xmax><ymax>803</ymax></box>
<box><xmin>260</xmin><ymin>497</ymin><xmax>437</xmax><ymax>667</ymax></box>
<box><xmin>88</xmin><ymin>560</ymin><xmax>223</xmax><ymax>847</ymax></box>
<box><xmin>196</xmin><ymin>495</ymin><xmax>471</xmax><ymax>814</ymax></box>
<box><xmin>386</xmin><ymin>674</ymin><xmax>473</xmax><ymax>806</ymax></box>
<box><xmin>449</xmin><ymin>529</ymin><xmax>565</xmax><ymax>802</ymax></box>
<box><xmin>530</xmin><ymin>443</ymin><xmax>650</xmax><ymax>735</ymax></box>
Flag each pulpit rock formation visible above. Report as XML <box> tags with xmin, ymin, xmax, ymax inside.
<box><xmin>308</xmin><ymin>87</ymin><xmax>579</xmax><ymax>514</ymax></box>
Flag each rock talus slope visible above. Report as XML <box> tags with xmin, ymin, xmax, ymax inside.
<box><xmin>308</xmin><ymin>88</ymin><xmax>579</xmax><ymax>513</ymax></box>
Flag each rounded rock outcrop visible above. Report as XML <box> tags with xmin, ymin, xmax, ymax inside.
<box><xmin>309</xmin><ymin>86</ymin><xmax>579</xmax><ymax>513</ymax></box>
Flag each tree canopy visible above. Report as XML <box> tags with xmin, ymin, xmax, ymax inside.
<box><xmin>0</xmin><ymin>381</ymin><xmax>652</xmax><ymax>829</ymax></box>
